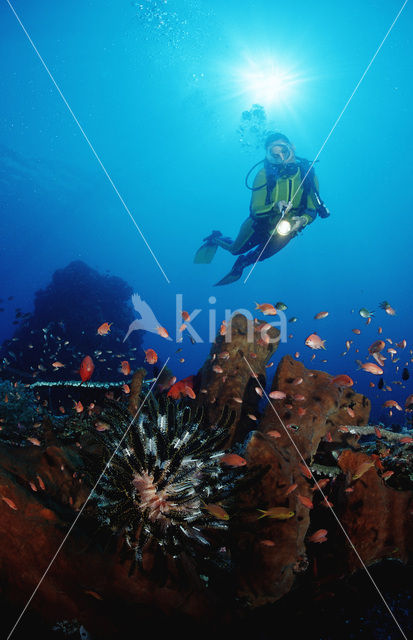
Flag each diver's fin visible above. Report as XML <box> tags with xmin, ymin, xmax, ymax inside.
<box><xmin>193</xmin><ymin>242</ymin><xmax>219</xmax><ymax>264</ymax></box>
<box><xmin>214</xmin><ymin>255</ymin><xmax>247</xmax><ymax>286</ymax></box>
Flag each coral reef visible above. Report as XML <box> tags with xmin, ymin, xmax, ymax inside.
<box><xmin>0</xmin><ymin>314</ymin><xmax>411</xmax><ymax>637</ymax></box>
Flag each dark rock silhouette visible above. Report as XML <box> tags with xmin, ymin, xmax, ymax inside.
<box><xmin>0</xmin><ymin>261</ymin><xmax>144</xmax><ymax>383</ymax></box>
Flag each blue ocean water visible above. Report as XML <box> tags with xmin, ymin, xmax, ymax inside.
<box><xmin>1</xmin><ymin>0</ymin><xmax>412</xmax><ymax>419</ymax></box>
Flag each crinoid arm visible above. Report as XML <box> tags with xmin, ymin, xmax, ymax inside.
<box><xmin>82</xmin><ymin>395</ymin><xmax>264</xmax><ymax>579</ymax></box>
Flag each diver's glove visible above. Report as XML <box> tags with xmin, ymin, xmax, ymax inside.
<box><xmin>275</xmin><ymin>200</ymin><xmax>292</xmax><ymax>214</ymax></box>
<box><xmin>290</xmin><ymin>216</ymin><xmax>308</xmax><ymax>234</ymax></box>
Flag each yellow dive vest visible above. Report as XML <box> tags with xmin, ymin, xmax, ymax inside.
<box><xmin>250</xmin><ymin>166</ymin><xmax>319</xmax><ymax>225</ymax></box>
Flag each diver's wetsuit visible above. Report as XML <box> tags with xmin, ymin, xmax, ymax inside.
<box><xmin>213</xmin><ymin>161</ymin><xmax>320</xmax><ymax>282</ymax></box>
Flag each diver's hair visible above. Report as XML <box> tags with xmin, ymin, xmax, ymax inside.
<box><xmin>264</xmin><ymin>132</ymin><xmax>291</xmax><ymax>148</ymax></box>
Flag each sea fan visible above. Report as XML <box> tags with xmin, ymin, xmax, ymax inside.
<box><xmin>82</xmin><ymin>396</ymin><xmax>263</xmax><ymax>576</ymax></box>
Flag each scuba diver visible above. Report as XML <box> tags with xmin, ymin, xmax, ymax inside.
<box><xmin>194</xmin><ymin>132</ymin><xmax>330</xmax><ymax>286</ymax></box>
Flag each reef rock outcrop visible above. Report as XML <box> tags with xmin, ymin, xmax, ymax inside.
<box><xmin>195</xmin><ymin>313</ymin><xmax>280</xmax><ymax>446</ymax></box>
<box><xmin>0</xmin><ymin>260</ymin><xmax>144</xmax><ymax>384</ymax></box>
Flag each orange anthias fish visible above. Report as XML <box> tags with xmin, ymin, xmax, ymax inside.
<box><xmin>372</xmin><ymin>351</ymin><xmax>386</xmax><ymax>367</ymax></box>
<box><xmin>259</xmin><ymin>539</ymin><xmax>276</xmax><ymax>547</ymax></box>
<box><xmin>305</xmin><ymin>333</ymin><xmax>326</xmax><ymax>350</ymax></box>
<box><xmin>297</xmin><ymin>494</ymin><xmax>313</xmax><ymax>509</ymax></box>
<box><xmin>368</xmin><ymin>340</ymin><xmax>385</xmax><ymax>354</ymax></box>
<box><xmin>220</xmin><ymin>453</ymin><xmax>247</xmax><ymax>467</ymax></box>
<box><xmin>97</xmin><ymin>322</ymin><xmax>112</xmax><ymax>336</ymax></box>
<box><xmin>311</xmin><ymin>478</ymin><xmax>330</xmax><ymax>491</ymax></box>
<box><xmin>255</xmin><ymin>302</ymin><xmax>277</xmax><ymax>316</ymax></box>
<box><xmin>314</xmin><ymin>311</ymin><xmax>329</xmax><ymax>320</ymax></box>
<box><xmin>121</xmin><ymin>360</ymin><xmax>131</xmax><ymax>375</ymax></box>
<box><xmin>182</xmin><ymin>310</ymin><xmax>191</xmax><ymax>322</ymax></box>
<box><xmin>285</xmin><ymin>483</ymin><xmax>298</xmax><ymax>496</ymax></box>
<box><xmin>167</xmin><ymin>375</ymin><xmax>195</xmax><ymax>400</ymax></box>
<box><xmin>1</xmin><ymin>496</ymin><xmax>18</xmax><ymax>511</ymax></box>
<box><xmin>267</xmin><ymin>430</ymin><xmax>282</xmax><ymax>438</ymax></box>
<box><xmin>299</xmin><ymin>463</ymin><xmax>312</xmax><ymax>479</ymax></box>
<box><xmin>185</xmin><ymin>386</ymin><xmax>196</xmax><ymax>400</ymax></box>
<box><xmin>157</xmin><ymin>326</ymin><xmax>169</xmax><ymax>339</ymax></box>
<box><xmin>84</xmin><ymin>590</ymin><xmax>103</xmax><ymax>601</ymax></box>
<box><xmin>269</xmin><ymin>390</ymin><xmax>286</xmax><ymax>400</ymax></box>
<box><xmin>308</xmin><ymin>528</ymin><xmax>328</xmax><ymax>543</ymax></box>
<box><xmin>144</xmin><ymin>349</ymin><xmax>158</xmax><ymax>365</ymax></box>
<box><xmin>79</xmin><ymin>355</ymin><xmax>95</xmax><ymax>382</ymax></box>
<box><xmin>331</xmin><ymin>374</ymin><xmax>354</xmax><ymax>387</ymax></box>
<box><xmin>356</xmin><ymin>361</ymin><xmax>383</xmax><ymax>375</ymax></box>
<box><xmin>74</xmin><ymin>401</ymin><xmax>84</xmax><ymax>413</ymax></box>
<box><xmin>371</xmin><ymin>454</ymin><xmax>384</xmax><ymax>471</ymax></box>
<box><xmin>383</xmin><ymin>400</ymin><xmax>402</xmax><ymax>411</ymax></box>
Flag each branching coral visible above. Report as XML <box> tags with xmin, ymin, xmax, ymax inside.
<box><xmin>82</xmin><ymin>395</ymin><xmax>265</xmax><ymax>576</ymax></box>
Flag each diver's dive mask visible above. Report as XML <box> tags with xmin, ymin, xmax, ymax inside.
<box><xmin>266</xmin><ymin>142</ymin><xmax>295</xmax><ymax>165</ymax></box>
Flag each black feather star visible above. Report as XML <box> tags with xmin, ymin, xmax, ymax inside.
<box><xmin>82</xmin><ymin>395</ymin><xmax>263</xmax><ymax>577</ymax></box>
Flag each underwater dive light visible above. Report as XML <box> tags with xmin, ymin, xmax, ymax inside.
<box><xmin>275</xmin><ymin>219</ymin><xmax>292</xmax><ymax>236</ymax></box>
